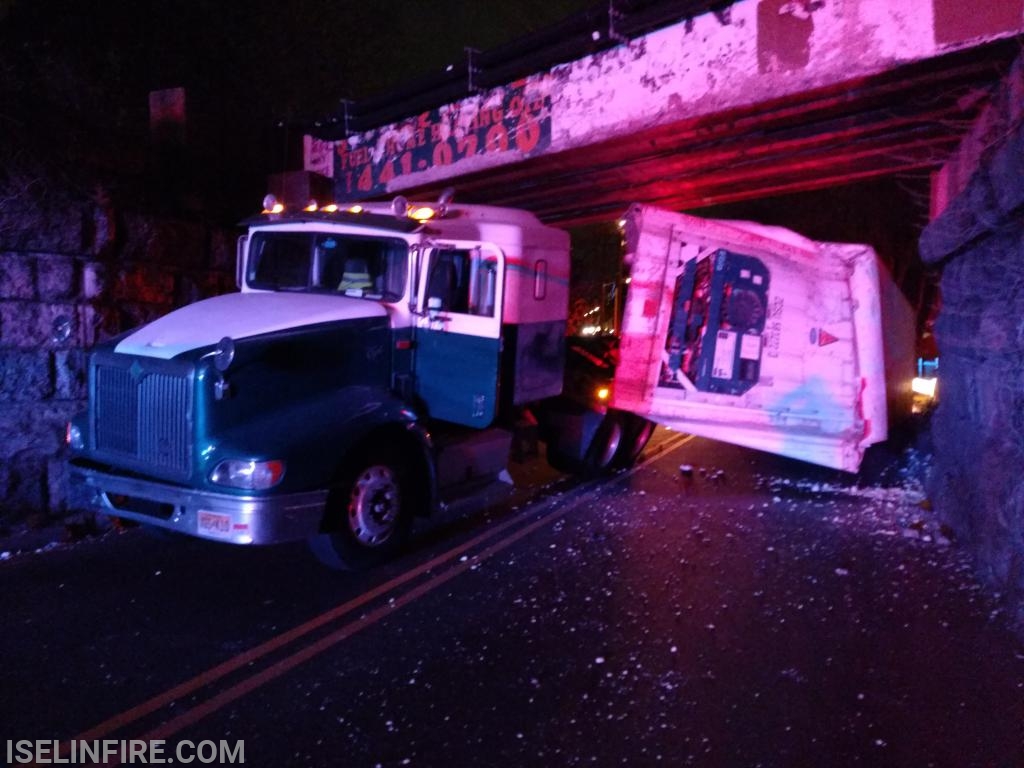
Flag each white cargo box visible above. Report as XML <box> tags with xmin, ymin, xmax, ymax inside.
<box><xmin>613</xmin><ymin>205</ymin><xmax>915</xmax><ymax>472</ymax></box>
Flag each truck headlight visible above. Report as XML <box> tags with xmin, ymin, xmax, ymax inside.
<box><xmin>210</xmin><ymin>459</ymin><xmax>285</xmax><ymax>490</ymax></box>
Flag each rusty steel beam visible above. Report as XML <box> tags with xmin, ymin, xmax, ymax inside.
<box><xmin>551</xmin><ymin>159</ymin><xmax>941</xmax><ymax>226</ymax></box>
<box><xmin>474</xmin><ymin>104</ymin><xmax>968</xmax><ymax>209</ymax></box>
<box><xmin>413</xmin><ymin>111</ymin><xmax>962</xmax><ymax>219</ymax></box>
<box><xmin>527</xmin><ymin>131</ymin><xmax>960</xmax><ymax>223</ymax></box>
<box><xmin>374</xmin><ymin>39</ymin><xmax>1017</xmax><ymax>225</ymax></box>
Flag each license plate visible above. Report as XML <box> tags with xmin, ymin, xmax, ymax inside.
<box><xmin>198</xmin><ymin>511</ymin><xmax>232</xmax><ymax>537</ymax></box>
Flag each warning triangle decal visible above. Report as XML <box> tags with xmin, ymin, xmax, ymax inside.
<box><xmin>818</xmin><ymin>328</ymin><xmax>839</xmax><ymax>346</ymax></box>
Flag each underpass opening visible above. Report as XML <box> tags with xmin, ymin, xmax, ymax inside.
<box><xmin>292</xmin><ymin>0</ymin><xmax>1024</xmax><ymax>629</ymax></box>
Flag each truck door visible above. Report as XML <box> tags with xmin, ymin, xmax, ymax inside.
<box><xmin>414</xmin><ymin>243</ymin><xmax>503</xmax><ymax>427</ymax></box>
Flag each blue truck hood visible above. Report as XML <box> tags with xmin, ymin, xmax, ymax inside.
<box><xmin>115</xmin><ymin>292</ymin><xmax>388</xmax><ymax>359</ymax></box>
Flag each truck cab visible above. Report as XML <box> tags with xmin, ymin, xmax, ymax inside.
<box><xmin>68</xmin><ymin>195</ymin><xmax>572</xmax><ymax>568</ymax></box>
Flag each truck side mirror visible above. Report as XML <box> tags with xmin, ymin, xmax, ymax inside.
<box><xmin>427</xmin><ymin>296</ymin><xmax>443</xmax><ymax>320</ymax></box>
<box><xmin>214</xmin><ymin>336</ymin><xmax>236</xmax><ymax>372</ymax></box>
<box><xmin>236</xmin><ymin>236</ymin><xmax>248</xmax><ymax>289</ymax></box>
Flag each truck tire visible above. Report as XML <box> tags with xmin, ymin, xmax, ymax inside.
<box><xmin>308</xmin><ymin>450</ymin><xmax>414</xmax><ymax>570</ymax></box>
<box><xmin>613</xmin><ymin>414</ymin><xmax>655</xmax><ymax>469</ymax></box>
<box><xmin>581</xmin><ymin>412</ymin><xmax>624</xmax><ymax>476</ymax></box>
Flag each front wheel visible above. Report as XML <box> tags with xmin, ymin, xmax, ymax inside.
<box><xmin>308</xmin><ymin>452</ymin><xmax>414</xmax><ymax>570</ymax></box>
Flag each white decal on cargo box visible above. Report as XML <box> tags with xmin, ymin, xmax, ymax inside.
<box><xmin>712</xmin><ymin>331</ymin><xmax>737</xmax><ymax>379</ymax></box>
<box><xmin>765</xmin><ymin>296</ymin><xmax>784</xmax><ymax>358</ymax></box>
<box><xmin>817</xmin><ymin>328</ymin><xmax>839</xmax><ymax>346</ymax></box>
<box><xmin>740</xmin><ymin>333</ymin><xmax>762</xmax><ymax>360</ymax></box>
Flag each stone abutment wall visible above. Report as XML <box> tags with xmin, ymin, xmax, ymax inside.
<box><xmin>0</xmin><ymin>195</ymin><xmax>234</xmax><ymax>527</ymax></box>
<box><xmin>920</xmin><ymin>57</ymin><xmax>1024</xmax><ymax>633</ymax></box>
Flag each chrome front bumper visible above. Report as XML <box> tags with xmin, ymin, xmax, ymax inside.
<box><xmin>70</xmin><ymin>464</ymin><xmax>328</xmax><ymax>545</ymax></box>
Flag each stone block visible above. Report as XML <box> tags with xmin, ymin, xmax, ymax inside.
<box><xmin>111</xmin><ymin>264</ymin><xmax>176</xmax><ymax>305</ymax></box>
<box><xmin>155</xmin><ymin>220</ymin><xmax>207</xmax><ymax>269</ymax></box>
<box><xmin>121</xmin><ymin>214</ymin><xmax>206</xmax><ymax>268</ymax></box>
<box><xmin>77</xmin><ymin>303</ymin><xmax>104</xmax><ymax>347</ymax></box>
<box><xmin>117</xmin><ymin>214</ymin><xmax>156</xmax><ymax>263</ymax></box>
<box><xmin>141</xmin><ymin>303</ymin><xmax>172</xmax><ymax>326</ymax></box>
<box><xmin>201</xmin><ymin>269</ymin><xmax>236</xmax><ymax>298</ymax></box>
<box><xmin>920</xmin><ymin>154</ymin><xmax>1005</xmax><ymax>266</ymax></box>
<box><xmin>0</xmin><ymin>402</ymin><xmax>75</xmax><ymax>460</ymax></box>
<box><xmin>47</xmin><ymin>455</ymin><xmax>71</xmax><ymax>514</ymax></box>
<box><xmin>81</xmin><ymin>261</ymin><xmax>110</xmax><ymax>300</ymax></box>
<box><xmin>0</xmin><ymin>349</ymin><xmax>53</xmax><ymax>400</ymax></box>
<box><xmin>0</xmin><ymin>253</ymin><xmax>35</xmax><ymax>299</ymax></box>
<box><xmin>36</xmin><ymin>254</ymin><xmax>77</xmax><ymax>300</ymax></box>
<box><xmin>2</xmin><ymin>450</ymin><xmax>49</xmax><ymax>519</ymax></box>
<box><xmin>209</xmin><ymin>228</ymin><xmax>237</xmax><ymax>271</ymax></box>
<box><xmin>89</xmin><ymin>195</ymin><xmax>119</xmax><ymax>258</ymax></box>
<box><xmin>176</xmin><ymin>268</ymin><xmax>231</xmax><ymax>304</ymax></box>
<box><xmin>0</xmin><ymin>202</ymin><xmax>85</xmax><ymax>253</ymax></box>
<box><xmin>0</xmin><ymin>301</ymin><xmax>81</xmax><ymax>349</ymax></box>
<box><xmin>0</xmin><ymin>301</ymin><xmax>36</xmax><ymax>348</ymax></box>
<box><xmin>174</xmin><ymin>273</ymin><xmax>203</xmax><ymax>306</ymax></box>
<box><xmin>990</xmin><ymin>120</ymin><xmax>1024</xmax><ymax>218</ymax></box>
<box><xmin>78</xmin><ymin>303</ymin><xmax>127</xmax><ymax>346</ymax></box>
<box><xmin>106</xmin><ymin>302</ymin><xmax>163</xmax><ymax>334</ymax></box>
<box><xmin>55</xmin><ymin>349</ymin><xmax>89</xmax><ymax>400</ymax></box>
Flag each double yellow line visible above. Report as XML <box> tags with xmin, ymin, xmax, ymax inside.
<box><xmin>56</xmin><ymin>432</ymin><xmax>694</xmax><ymax>765</ymax></box>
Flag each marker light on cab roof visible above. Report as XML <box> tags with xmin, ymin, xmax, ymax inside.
<box><xmin>261</xmin><ymin>194</ymin><xmax>284</xmax><ymax>214</ymax></box>
<box><xmin>408</xmin><ymin>205</ymin><xmax>437</xmax><ymax>221</ymax></box>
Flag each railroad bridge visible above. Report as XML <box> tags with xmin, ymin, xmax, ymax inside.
<box><xmin>293</xmin><ymin>0</ymin><xmax>1024</xmax><ymax>629</ymax></box>
<box><xmin>297</xmin><ymin>0</ymin><xmax>1022</xmax><ymax>226</ymax></box>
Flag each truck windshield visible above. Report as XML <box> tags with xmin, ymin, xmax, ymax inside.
<box><xmin>247</xmin><ymin>232</ymin><xmax>408</xmax><ymax>301</ymax></box>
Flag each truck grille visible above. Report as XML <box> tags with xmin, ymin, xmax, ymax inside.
<box><xmin>93</xmin><ymin>355</ymin><xmax>194</xmax><ymax>478</ymax></box>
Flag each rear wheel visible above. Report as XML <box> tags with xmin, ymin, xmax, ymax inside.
<box><xmin>613</xmin><ymin>414</ymin><xmax>655</xmax><ymax>468</ymax></box>
<box><xmin>308</xmin><ymin>451</ymin><xmax>414</xmax><ymax>570</ymax></box>
<box><xmin>581</xmin><ymin>412</ymin><xmax>625</xmax><ymax>476</ymax></box>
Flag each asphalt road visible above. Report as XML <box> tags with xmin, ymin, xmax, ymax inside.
<box><xmin>1</xmin><ymin>430</ymin><xmax>1022</xmax><ymax>767</ymax></box>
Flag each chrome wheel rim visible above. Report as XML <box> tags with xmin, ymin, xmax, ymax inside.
<box><xmin>347</xmin><ymin>465</ymin><xmax>401</xmax><ymax>547</ymax></box>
